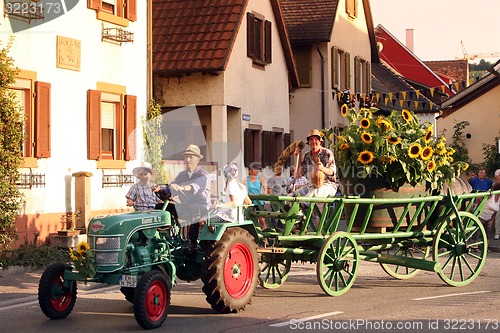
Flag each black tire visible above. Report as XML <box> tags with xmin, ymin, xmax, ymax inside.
<box><xmin>133</xmin><ymin>270</ymin><xmax>171</xmax><ymax>330</ymax></box>
<box><xmin>201</xmin><ymin>228</ymin><xmax>259</xmax><ymax>313</ymax></box>
<box><xmin>120</xmin><ymin>287</ymin><xmax>135</xmax><ymax>303</ymax></box>
<box><xmin>38</xmin><ymin>263</ymin><xmax>77</xmax><ymax>319</ymax></box>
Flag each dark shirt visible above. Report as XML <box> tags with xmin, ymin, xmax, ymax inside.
<box><xmin>469</xmin><ymin>177</ymin><xmax>494</xmax><ymax>192</ymax></box>
<box><xmin>171</xmin><ymin>167</ymin><xmax>211</xmax><ymax>219</ymax></box>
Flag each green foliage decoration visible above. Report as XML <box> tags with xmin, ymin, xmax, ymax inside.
<box><xmin>482</xmin><ymin>136</ymin><xmax>500</xmax><ymax>176</ymax></box>
<box><xmin>448</xmin><ymin>120</ymin><xmax>472</xmax><ymax>168</ymax></box>
<box><xmin>142</xmin><ymin>99</ymin><xmax>167</xmax><ymax>183</ymax></box>
<box><xmin>0</xmin><ymin>38</ymin><xmax>24</xmax><ymax>250</ymax></box>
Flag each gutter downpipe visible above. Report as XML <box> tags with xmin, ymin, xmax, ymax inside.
<box><xmin>317</xmin><ymin>45</ymin><xmax>325</xmax><ymax>129</ymax></box>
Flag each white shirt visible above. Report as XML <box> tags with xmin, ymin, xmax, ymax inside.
<box><xmin>220</xmin><ymin>178</ymin><xmax>248</xmax><ymax>222</ymax></box>
<box><xmin>480</xmin><ymin>195</ymin><xmax>500</xmax><ymax>221</ymax></box>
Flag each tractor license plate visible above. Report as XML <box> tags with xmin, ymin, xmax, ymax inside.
<box><xmin>119</xmin><ymin>274</ymin><xmax>137</xmax><ymax>288</ymax></box>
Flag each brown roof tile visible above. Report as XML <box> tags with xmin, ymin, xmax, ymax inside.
<box><xmin>424</xmin><ymin>60</ymin><xmax>469</xmax><ymax>83</ymax></box>
<box><xmin>279</xmin><ymin>0</ymin><xmax>339</xmax><ymax>44</ymax></box>
<box><xmin>153</xmin><ymin>0</ymin><xmax>247</xmax><ymax>74</ymax></box>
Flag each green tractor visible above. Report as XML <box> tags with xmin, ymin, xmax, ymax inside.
<box><xmin>38</xmin><ymin>202</ymin><xmax>260</xmax><ymax>329</ymax></box>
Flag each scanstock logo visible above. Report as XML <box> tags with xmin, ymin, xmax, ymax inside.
<box><xmin>6</xmin><ymin>0</ymin><xmax>79</xmax><ymax>33</ymax></box>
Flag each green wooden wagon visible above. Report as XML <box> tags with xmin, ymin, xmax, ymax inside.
<box><xmin>247</xmin><ymin>188</ymin><xmax>500</xmax><ymax>296</ymax></box>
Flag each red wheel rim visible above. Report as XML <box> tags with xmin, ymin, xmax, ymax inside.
<box><xmin>145</xmin><ymin>280</ymin><xmax>167</xmax><ymax>321</ymax></box>
<box><xmin>224</xmin><ymin>243</ymin><xmax>254</xmax><ymax>298</ymax></box>
<box><xmin>50</xmin><ymin>272</ymin><xmax>72</xmax><ymax>311</ymax></box>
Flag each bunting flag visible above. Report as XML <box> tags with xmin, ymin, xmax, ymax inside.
<box><xmin>416</xmin><ymin>90</ymin><xmax>420</xmax><ymax>99</ymax></box>
<box><xmin>430</xmin><ymin>101</ymin><xmax>434</xmax><ymax>110</ymax></box>
<box><xmin>384</xmin><ymin>97</ymin><xmax>389</xmax><ymax>105</ymax></box>
<box><xmin>388</xmin><ymin>92</ymin><xmax>393</xmax><ymax>101</ymax></box>
<box><xmin>399</xmin><ymin>100</ymin><xmax>404</xmax><ymax>107</ymax></box>
<box><xmin>430</xmin><ymin>87</ymin><xmax>435</xmax><ymax>97</ymax></box>
<box><xmin>401</xmin><ymin>91</ymin><xmax>407</xmax><ymax>101</ymax></box>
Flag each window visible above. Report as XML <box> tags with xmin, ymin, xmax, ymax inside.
<box><xmin>346</xmin><ymin>0</ymin><xmax>358</xmax><ymax>19</ymax></box>
<box><xmin>244</xmin><ymin>127</ymin><xmax>290</xmax><ymax>168</ymax></box>
<box><xmin>88</xmin><ymin>0</ymin><xmax>136</xmax><ymax>25</ymax></box>
<box><xmin>331</xmin><ymin>46</ymin><xmax>350</xmax><ymax>90</ymax></box>
<box><xmin>9</xmin><ymin>74</ymin><xmax>51</xmax><ymax>165</ymax></box>
<box><xmin>87</xmin><ymin>89</ymin><xmax>136</xmax><ymax>162</ymax></box>
<box><xmin>247</xmin><ymin>12</ymin><xmax>271</xmax><ymax>66</ymax></box>
<box><xmin>354</xmin><ymin>56</ymin><xmax>371</xmax><ymax>94</ymax></box>
<box><xmin>294</xmin><ymin>45</ymin><xmax>312</xmax><ymax>87</ymax></box>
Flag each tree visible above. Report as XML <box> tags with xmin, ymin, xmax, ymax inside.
<box><xmin>449</xmin><ymin>120</ymin><xmax>471</xmax><ymax>167</ymax></box>
<box><xmin>0</xmin><ymin>38</ymin><xmax>24</xmax><ymax>250</ymax></box>
<box><xmin>482</xmin><ymin>136</ymin><xmax>500</xmax><ymax>176</ymax></box>
<box><xmin>142</xmin><ymin>99</ymin><xmax>167</xmax><ymax>183</ymax></box>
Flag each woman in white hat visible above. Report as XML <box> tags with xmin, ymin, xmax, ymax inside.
<box><xmin>126</xmin><ymin>162</ymin><xmax>161</xmax><ymax>211</ymax></box>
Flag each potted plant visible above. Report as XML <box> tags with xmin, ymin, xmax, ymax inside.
<box><xmin>58</xmin><ymin>210</ymin><xmax>82</xmax><ymax>236</ymax></box>
<box><xmin>322</xmin><ymin>107</ymin><xmax>469</xmax><ymax>229</ymax></box>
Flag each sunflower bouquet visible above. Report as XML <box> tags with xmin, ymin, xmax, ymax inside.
<box><xmin>323</xmin><ymin>107</ymin><xmax>468</xmax><ymax>192</ymax></box>
<box><xmin>69</xmin><ymin>241</ymin><xmax>96</xmax><ymax>280</ymax></box>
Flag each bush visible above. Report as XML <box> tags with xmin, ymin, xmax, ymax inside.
<box><xmin>0</xmin><ymin>242</ymin><xmax>69</xmax><ymax>268</ymax></box>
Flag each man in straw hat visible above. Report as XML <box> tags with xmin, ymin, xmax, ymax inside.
<box><xmin>293</xmin><ymin>129</ymin><xmax>339</xmax><ymax>198</ymax></box>
<box><xmin>126</xmin><ymin>162</ymin><xmax>162</xmax><ymax>211</ymax></box>
<box><xmin>169</xmin><ymin>144</ymin><xmax>212</xmax><ymax>246</ymax></box>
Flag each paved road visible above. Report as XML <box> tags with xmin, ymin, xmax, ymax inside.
<box><xmin>1</xmin><ymin>251</ymin><xmax>500</xmax><ymax>333</ymax></box>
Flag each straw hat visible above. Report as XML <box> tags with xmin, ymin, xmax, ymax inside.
<box><xmin>132</xmin><ymin>162</ymin><xmax>157</xmax><ymax>180</ymax></box>
<box><xmin>306</xmin><ymin>129</ymin><xmax>324</xmax><ymax>142</ymax></box>
<box><xmin>181</xmin><ymin>144</ymin><xmax>203</xmax><ymax>159</ymax></box>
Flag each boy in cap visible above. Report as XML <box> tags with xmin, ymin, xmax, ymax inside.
<box><xmin>126</xmin><ymin>162</ymin><xmax>162</xmax><ymax>211</ymax></box>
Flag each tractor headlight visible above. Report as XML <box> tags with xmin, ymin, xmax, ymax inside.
<box><xmin>94</xmin><ymin>237</ymin><xmax>120</xmax><ymax>265</ymax></box>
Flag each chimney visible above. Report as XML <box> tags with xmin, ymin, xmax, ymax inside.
<box><xmin>406</xmin><ymin>29</ymin><xmax>414</xmax><ymax>53</ymax></box>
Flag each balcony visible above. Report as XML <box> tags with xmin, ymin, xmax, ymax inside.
<box><xmin>102</xmin><ymin>24</ymin><xmax>134</xmax><ymax>45</ymax></box>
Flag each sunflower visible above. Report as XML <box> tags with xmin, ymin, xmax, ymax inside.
<box><xmin>387</xmin><ymin>136</ymin><xmax>401</xmax><ymax>145</ymax></box>
<box><xmin>360</xmin><ymin>117</ymin><xmax>370</xmax><ymax>129</ymax></box>
<box><xmin>361</xmin><ymin>132</ymin><xmax>373</xmax><ymax>144</ymax></box>
<box><xmin>380</xmin><ymin>156</ymin><xmax>396</xmax><ymax>164</ymax></box>
<box><xmin>376</xmin><ymin>117</ymin><xmax>393</xmax><ymax>131</ymax></box>
<box><xmin>77</xmin><ymin>241</ymin><xmax>90</xmax><ymax>253</ymax></box>
<box><xmin>358</xmin><ymin>150</ymin><xmax>374</xmax><ymax>164</ymax></box>
<box><xmin>427</xmin><ymin>160</ymin><xmax>436</xmax><ymax>172</ymax></box>
<box><xmin>69</xmin><ymin>249</ymin><xmax>83</xmax><ymax>261</ymax></box>
<box><xmin>463</xmin><ymin>162</ymin><xmax>469</xmax><ymax>170</ymax></box>
<box><xmin>424</xmin><ymin>125</ymin><xmax>433</xmax><ymax>143</ymax></box>
<box><xmin>337</xmin><ymin>135</ymin><xmax>347</xmax><ymax>142</ymax></box>
<box><xmin>340</xmin><ymin>103</ymin><xmax>349</xmax><ymax>117</ymax></box>
<box><xmin>402</xmin><ymin>109</ymin><xmax>413</xmax><ymax>123</ymax></box>
<box><xmin>408</xmin><ymin>143</ymin><xmax>422</xmax><ymax>158</ymax></box>
<box><xmin>420</xmin><ymin>146</ymin><xmax>434</xmax><ymax>160</ymax></box>
<box><xmin>339</xmin><ymin>143</ymin><xmax>349</xmax><ymax>150</ymax></box>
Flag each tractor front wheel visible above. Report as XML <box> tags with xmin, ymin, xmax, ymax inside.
<box><xmin>201</xmin><ymin>228</ymin><xmax>259</xmax><ymax>313</ymax></box>
<box><xmin>38</xmin><ymin>263</ymin><xmax>77</xmax><ymax>319</ymax></box>
<box><xmin>133</xmin><ymin>270</ymin><xmax>171</xmax><ymax>329</ymax></box>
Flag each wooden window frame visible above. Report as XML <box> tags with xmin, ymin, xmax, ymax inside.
<box><xmin>88</xmin><ymin>0</ymin><xmax>136</xmax><ymax>26</ymax></box>
<box><xmin>87</xmin><ymin>89</ymin><xmax>136</xmax><ymax>162</ymax></box>
<box><xmin>332</xmin><ymin>47</ymin><xmax>350</xmax><ymax>90</ymax></box>
<box><xmin>244</xmin><ymin>127</ymin><xmax>261</xmax><ymax>168</ymax></box>
<box><xmin>247</xmin><ymin>12</ymin><xmax>272</xmax><ymax>66</ymax></box>
<box><xmin>10</xmin><ymin>73</ymin><xmax>51</xmax><ymax>167</ymax></box>
<box><xmin>295</xmin><ymin>45</ymin><xmax>312</xmax><ymax>88</ymax></box>
<box><xmin>346</xmin><ymin>0</ymin><xmax>358</xmax><ymax>19</ymax></box>
<box><xmin>354</xmin><ymin>56</ymin><xmax>371</xmax><ymax>94</ymax></box>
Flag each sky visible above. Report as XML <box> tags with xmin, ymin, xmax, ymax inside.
<box><xmin>370</xmin><ymin>0</ymin><xmax>500</xmax><ymax>63</ymax></box>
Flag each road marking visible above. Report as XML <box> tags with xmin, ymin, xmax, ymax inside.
<box><xmin>270</xmin><ymin>311</ymin><xmax>343</xmax><ymax>327</ymax></box>
<box><xmin>413</xmin><ymin>290</ymin><xmax>491</xmax><ymax>301</ymax></box>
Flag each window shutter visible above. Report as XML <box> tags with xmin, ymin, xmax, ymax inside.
<box><xmin>125</xmin><ymin>0</ymin><xmax>137</xmax><ymax>21</ymax></box>
<box><xmin>88</xmin><ymin>0</ymin><xmax>101</xmax><ymax>10</ymax></box>
<box><xmin>331</xmin><ymin>46</ymin><xmax>339</xmax><ymax>89</ymax></box>
<box><xmin>116</xmin><ymin>99</ymin><xmax>123</xmax><ymax>161</ymax></box>
<box><xmin>345</xmin><ymin>52</ymin><xmax>351</xmax><ymax>90</ymax></box>
<box><xmin>34</xmin><ymin>82</ymin><xmax>51</xmax><ymax>158</ymax></box>
<box><xmin>88</xmin><ymin>90</ymin><xmax>102</xmax><ymax>160</ymax></box>
<box><xmin>247</xmin><ymin>13</ymin><xmax>255</xmax><ymax>59</ymax></box>
<box><xmin>354</xmin><ymin>56</ymin><xmax>360</xmax><ymax>93</ymax></box>
<box><xmin>264</xmin><ymin>20</ymin><xmax>272</xmax><ymax>64</ymax></box>
<box><xmin>261</xmin><ymin>130</ymin><xmax>271</xmax><ymax>167</ymax></box>
<box><xmin>244</xmin><ymin>128</ymin><xmax>252</xmax><ymax>167</ymax></box>
<box><xmin>124</xmin><ymin>95</ymin><xmax>137</xmax><ymax>161</ymax></box>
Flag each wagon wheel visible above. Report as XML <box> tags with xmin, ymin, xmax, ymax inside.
<box><xmin>133</xmin><ymin>270</ymin><xmax>171</xmax><ymax>329</ymax></box>
<box><xmin>379</xmin><ymin>245</ymin><xmax>430</xmax><ymax>280</ymax></box>
<box><xmin>316</xmin><ymin>232</ymin><xmax>359</xmax><ymax>296</ymax></box>
<box><xmin>38</xmin><ymin>263</ymin><xmax>77</xmax><ymax>319</ymax></box>
<box><xmin>259</xmin><ymin>253</ymin><xmax>292</xmax><ymax>289</ymax></box>
<box><xmin>432</xmin><ymin>211</ymin><xmax>487</xmax><ymax>287</ymax></box>
<box><xmin>201</xmin><ymin>228</ymin><xmax>259</xmax><ymax>313</ymax></box>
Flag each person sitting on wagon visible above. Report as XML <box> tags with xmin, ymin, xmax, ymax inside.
<box><xmin>213</xmin><ymin>163</ymin><xmax>252</xmax><ymax>222</ymax></box>
<box><xmin>293</xmin><ymin>129</ymin><xmax>339</xmax><ymax>198</ymax></box>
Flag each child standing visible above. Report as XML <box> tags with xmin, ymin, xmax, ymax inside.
<box><xmin>126</xmin><ymin>162</ymin><xmax>161</xmax><ymax>211</ymax></box>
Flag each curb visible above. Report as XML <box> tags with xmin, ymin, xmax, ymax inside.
<box><xmin>0</xmin><ymin>265</ymin><xmax>39</xmax><ymax>277</ymax></box>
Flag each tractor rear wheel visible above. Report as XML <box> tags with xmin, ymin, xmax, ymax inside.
<box><xmin>133</xmin><ymin>270</ymin><xmax>171</xmax><ymax>329</ymax></box>
<box><xmin>201</xmin><ymin>228</ymin><xmax>259</xmax><ymax>313</ymax></box>
<box><xmin>38</xmin><ymin>263</ymin><xmax>77</xmax><ymax>319</ymax></box>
